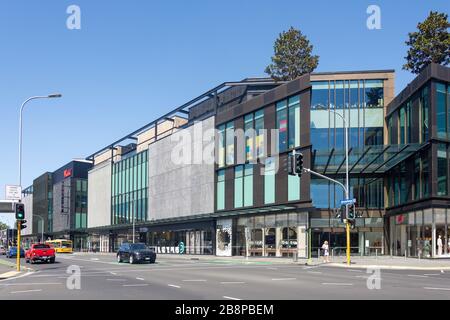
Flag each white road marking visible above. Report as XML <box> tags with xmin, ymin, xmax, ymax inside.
<box><xmin>271</xmin><ymin>278</ymin><xmax>296</xmax><ymax>281</ymax></box>
<box><xmin>322</xmin><ymin>283</ymin><xmax>354</xmax><ymax>286</ymax></box>
<box><xmin>267</xmin><ymin>267</ymin><xmax>278</xmax><ymax>270</ymax></box>
<box><xmin>122</xmin><ymin>284</ymin><xmax>149</xmax><ymax>287</ymax></box>
<box><xmin>182</xmin><ymin>279</ymin><xmax>207</xmax><ymax>282</ymax></box>
<box><xmin>408</xmin><ymin>275</ymin><xmax>428</xmax><ymax>278</ymax></box>
<box><xmin>106</xmin><ymin>279</ymin><xmax>127</xmax><ymax>282</ymax></box>
<box><xmin>424</xmin><ymin>287</ymin><xmax>450</xmax><ymax>291</ymax></box>
<box><xmin>0</xmin><ymin>282</ymin><xmax>62</xmax><ymax>287</ymax></box>
<box><xmin>223</xmin><ymin>296</ymin><xmax>241</xmax><ymax>300</ymax></box>
<box><xmin>110</xmin><ymin>272</ymin><xmax>117</xmax><ymax>275</ymax></box>
<box><xmin>136</xmin><ymin>277</ymin><xmax>145</xmax><ymax>281</ymax></box>
<box><xmin>347</xmin><ymin>269</ymin><xmax>363</xmax><ymax>273</ymax></box>
<box><xmin>10</xmin><ymin>289</ymin><xmax>42</xmax><ymax>294</ymax></box>
<box><xmin>90</xmin><ymin>258</ymin><xmax>99</xmax><ymax>261</ymax></box>
<box><xmin>168</xmin><ymin>284</ymin><xmax>181</xmax><ymax>288</ymax></box>
<box><xmin>424</xmin><ymin>274</ymin><xmax>442</xmax><ymax>276</ymax></box>
<box><xmin>220</xmin><ymin>282</ymin><xmax>246</xmax><ymax>284</ymax></box>
<box><xmin>307</xmin><ymin>271</ymin><xmax>322</xmax><ymax>274</ymax></box>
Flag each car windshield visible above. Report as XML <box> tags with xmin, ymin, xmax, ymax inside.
<box><xmin>130</xmin><ymin>244</ymin><xmax>147</xmax><ymax>250</ymax></box>
<box><xmin>34</xmin><ymin>244</ymin><xmax>50</xmax><ymax>249</ymax></box>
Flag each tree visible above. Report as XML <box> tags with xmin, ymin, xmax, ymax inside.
<box><xmin>0</xmin><ymin>221</ymin><xmax>10</xmax><ymax>230</ymax></box>
<box><xmin>265</xmin><ymin>27</ymin><xmax>319</xmax><ymax>81</ymax></box>
<box><xmin>403</xmin><ymin>11</ymin><xmax>450</xmax><ymax>74</ymax></box>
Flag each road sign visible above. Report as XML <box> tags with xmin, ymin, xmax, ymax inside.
<box><xmin>5</xmin><ymin>185</ymin><xmax>22</xmax><ymax>201</ymax></box>
<box><xmin>340</xmin><ymin>198</ymin><xmax>356</xmax><ymax>205</ymax></box>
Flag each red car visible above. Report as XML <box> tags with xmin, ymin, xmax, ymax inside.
<box><xmin>26</xmin><ymin>244</ymin><xmax>56</xmax><ymax>264</ymax></box>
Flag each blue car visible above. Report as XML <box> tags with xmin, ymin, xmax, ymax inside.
<box><xmin>6</xmin><ymin>247</ymin><xmax>25</xmax><ymax>258</ymax></box>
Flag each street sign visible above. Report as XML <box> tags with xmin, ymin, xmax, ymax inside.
<box><xmin>340</xmin><ymin>198</ymin><xmax>356</xmax><ymax>205</ymax></box>
<box><xmin>5</xmin><ymin>185</ymin><xmax>22</xmax><ymax>201</ymax></box>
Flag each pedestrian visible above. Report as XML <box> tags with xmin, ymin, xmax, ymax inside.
<box><xmin>321</xmin><ymin>241</ymin><xmax>330</xmax><ymax>263</ymax></box>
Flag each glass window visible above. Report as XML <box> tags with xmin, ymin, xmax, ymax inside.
<box><xmin>244</xmin><ymin>114</ymin><xmax>254</xmax><ymax>162</ymax></box>
<box><xmin>244</xmin><ymin>164</ymin><xmax>253</xmax><ymax>207</ymax></box>
<box><xmin>255</xmin><ymin>110</ymin><xmax>265</xmax><ymax>158</ymax></box>
<box><xmin>438</xmin><ymin>144</ymin><xmax>448</xmax><ymax>196</ymax></box>
<box><xmin>414</xmin><ymin>155</ymin><xmax>421</xmax><ymax>200</ymax></box>
<box><xmin>311</xmin><ymin>81</ymin><xmax>329</xmax><ymax>110</ymax></box>
<box><xmin>234</xmin><ymin>166</ymin><xmax>243</xmax><ymax>208</ymax></box>
<box><xmin>276</xmin><ymin>101</ymin><xmax>288</xmax><ymax>153</ymax></box>
<box><xmin>436</xmin><ymin>83</ymin><xmax>448</xmax><ymax>138</ymax></box>
<box><xmin>399</xmin><ymin>106</ymin><xmax>405</xmax><ymax>144</ymax></box>
<box><xmin>288</xmin><ymin>95</ymin><xmax>300</xmax><ymax>149</ymax></box>
<box><xmin>335</xmin><ymin>81</ymin><xmax>345</xmax><ymax>109</ymax></box>
<box><xmin>421</xmin><ymin>86</ymin><xmax>429</xmax><ymax>142</ymax></box>
<box><xmin>264</xmin><ymin>158</ymin><xmax>276</xmax><ymax>204</ymax></box>
<box><xmin>422</xmin><ymin>154</ymin><xmax>429</xmax><ymax>198</ymax></box>
<box><xmin>226</xmin><ymin>122</ymin><xmax>234</xmax><ymax>166</ymax></box>
<box><xmin>365</xmin><ymin>80</ymin><xmax>384</xmax><ymax>108</ymax></box>
<box><xmin>349</xmin><ymin>80</ymin><xmax>359</xmax><ymax>109</ymax></box>
<box><xmin>288</xmin><ymin>174</ymin><xmax>300</xmax><ymax>201</ymax></box>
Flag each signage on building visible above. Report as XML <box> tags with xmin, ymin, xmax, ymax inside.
<box><xmin>5</xmin><ymin>185</ymin><xmax>22</xmax><ymax>201</ymax></box>
<box><xmin>63</xmin><ymin>169</ymin><xmax>72</xmax><ymax>178</ymax></box>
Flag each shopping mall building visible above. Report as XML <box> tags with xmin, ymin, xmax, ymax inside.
<box><xmin>22</xmin><ymin>63</ymin><xmax>450</xmax><ymax>258</ymax></box>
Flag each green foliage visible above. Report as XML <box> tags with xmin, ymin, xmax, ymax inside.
<box><xmin>0</xmin><ymin>221</ymin><xmax>10</xmax><ymax>230</ymax></box>
<box><xmin>403</xmin><ymin>11</ymin><xmax>450</xmax><ymax>74</ymax></box>
<box><xmin>265</xmin><ymin>27</ymin><xmax>319</xmax><ymax>81</ymax></box>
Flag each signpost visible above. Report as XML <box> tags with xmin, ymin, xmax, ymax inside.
<box><xmin>5</xmin><ymin>185</ymin><xmax>22</xmax><ymax>201</ymax></box>
<box><xmin>340</xmin><ymin>199</ymin><xmax>356</xmax><ymax>206</ymax></box>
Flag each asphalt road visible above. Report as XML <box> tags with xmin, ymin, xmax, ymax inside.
<box><xmin>1</xmin><ymin>253</ymin><xmax>450</xmax><ymax>300</ymax></box>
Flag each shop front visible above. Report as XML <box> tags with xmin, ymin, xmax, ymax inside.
<box><xmin>215</xmin><ymin>211</ymin><xmax>309</xmax><ymax>258</ymax></box>
<box><xmin>389</xmin><ymin>208</ymin><xmax>450</xmax><ymax>258</ymax></box>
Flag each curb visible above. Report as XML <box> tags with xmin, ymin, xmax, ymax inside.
<box><xmin>325</xmin><ymin>263</ymin><xmax>450</xmax><ymax>271</ymax></box>
<box><xmin>0</xmin><ymin>271</ymin><xmax>22</xmax><ymax>280</ymax></box>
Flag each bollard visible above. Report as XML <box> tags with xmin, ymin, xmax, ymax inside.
<box><xmin>376</xmin><ymin>249</ymin><xmax>378</xmax><ymax>260</ymax></box>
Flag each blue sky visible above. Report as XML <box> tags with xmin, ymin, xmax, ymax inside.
<box><xmin>0</xmin><ymin>0</ymin><xmax>448</xmax><ymax>227</ymax></box>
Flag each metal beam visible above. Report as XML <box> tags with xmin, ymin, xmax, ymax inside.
<box><xmin>349</xmin><ymin>146</ymin><xmax>372</xmax><ymax>173</ymax></box>
<box><xmin>335</xmin><ymin>148</ymin><xmax>353</xmax><ymax>174</ymax></box>
<box><xmin>360</xmin><ymin>146</ymin><xmax>391</xmax><ymax>174</ymax></box>
<box><xmin>323</xmin><ymin>148</ymin><xmax>335</xmax><ymax>174</ymax></box>
<box><xmin>371</xmin><ymin>145</ymin><xmax>410</xmax><ymax>173</ymax></box>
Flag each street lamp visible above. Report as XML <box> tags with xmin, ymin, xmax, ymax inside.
<box><xmin>16</xmin><ymin>94</ymin><xmax>62</xmax><ymax>272</ymax></box>
<box><xmin>18</xmin><ymin>94</ymin><xmax>62</xmax><ymax>187</ymax></box>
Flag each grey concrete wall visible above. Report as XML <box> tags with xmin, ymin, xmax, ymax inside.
<box><xmin>88</xmin><ymin>161</ymin><xmax>112</xmax><ymax>228</ymax></box>
<box><xmin>148</xmin><ymin>116</ymin><xmax>215</xmax><ymax>221</ymax></box>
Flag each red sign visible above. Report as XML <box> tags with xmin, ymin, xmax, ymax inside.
<box><xmin>63</xmin><ymin>169</ymin><xmax>72</xmax><ymax>178</ymax></box>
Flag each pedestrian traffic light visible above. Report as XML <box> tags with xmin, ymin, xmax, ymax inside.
<box><xmin>20</xmin><ymin>220</ymin><xmax>27</xmax><ymax>230</ymax></box>
<box><xmin>348</xmin><ymin>204</ymin><xmax>355</xmax><ymax>219</ymax></box>
<box><xmin>295</xmin><ymin>152</ymin><xmax>304</xmax><ymax>175</ymax></box>
<box><xmin>15</xmin><ymin>203</ymin><xmax>25</xmax><ymax>220</ymax></box>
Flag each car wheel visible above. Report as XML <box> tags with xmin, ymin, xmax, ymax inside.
<box><xmin>50</xmin><ymin>258</ymin><xmax>55</xmax><ymax>264</ymax></box>
<box><xmin>129</xmin><ymin>254</ymin><xmax>134</xmax><ymax>264</ymax></box>
<box><xmin>117</xmin><ymin>254</ymin><xmax>122</xmax><ymax>263</ymax></box>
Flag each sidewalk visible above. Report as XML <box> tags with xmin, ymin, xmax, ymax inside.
<box><xmin>73</xmin><ymin>251</ymin><xmax>450</xmax><ymax>270</ymax></box>
<box><xmin>0</xmin><ymin>258</ymin><xmax>20</xmax><ymax>280</ymax></box>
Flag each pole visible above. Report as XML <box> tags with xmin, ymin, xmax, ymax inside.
<box><xmin>132</xmin><ymin>195</ymin><xmax>135</xmax><ymax>244</ymax></box>
<box><xmin>16</xmin><ymin>220</ymin><xmax>21</xmax><ymax>272</ymax></box>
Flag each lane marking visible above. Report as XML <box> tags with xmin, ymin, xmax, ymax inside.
<box><xmin>0</xmin><ymin>282</ymin><xmax>62</xmax><ymax>287</ymax></box>
<box><xmin>220</xmin><ymin>282</ymin><xmax>246</xmax><ymax>285</ymax></box>
<box><xmin>424</xmin><ymin>274</ymin><xmax>443</xmax><ymax>276</ymax></box>
<box><xmin>182</xmin><ymin>279</ymin><xmax>207</xmax><ymax>282</ymax></box>
<box><xmin>408</xmin><ymin>275</ymin><xmax>428</xmax><ymax>278</ymax></box>
<box><xmin>347</xmin><ymin>269</ymin><xmax>363</xmax><ymax>273</ymax></box>
<box><xmin>223</xmin><ymin>296</ymin><xmax>241</xmax><ymax>300</ymax></box>
<box><xmin>424</xmin><ymin>287</ymin><xmax>450</xmax><ymax>291</ymax></box>
<box><xmin>267</xmin><ymin>267</ymin><xmax>278</xmax><ymax>270</ymax></box>
<box><xmin>168</xmin><ymin>284</ymin><xmax>181</xmax><ymax>288</ymax></box>
<box><xmin>10</xmin><ymin>289</ymin><xmax>42</xmax><ymax>294</ymax></box>
<box><xmin>110</xmin><ymin>272</ymin><xmax>117</xmax><ymax>275</ymax></box>
<box><xmin>322</xmin><ymin>283</ymin><xmax>354</xmax><ymax>286</ymax></box>
<box><xmin>307</xmin><ymin>271</ymin><xmax>322</xmax><ymax>274</ymax></box>
<box><xmin>136</xmin><ymin>277</ymin><xmax>145</xmax><ymax>281</ymax></box>
<box><xmin>123</xmin><ymin>284</ymin><xmax>149</xmax><ymax>287</ymax></box>
<box><xmin>106</xmin><ymin>279</ymin><xmax>127</xmax><ymax>282</ymax></box>
<box><xmin>271</xmin><ymin>278</ymin><xmax>296</xmax><ymax>281</ymax></box>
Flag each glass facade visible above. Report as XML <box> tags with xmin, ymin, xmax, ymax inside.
<box><xmin>276</xmin><ymin>95</ymin><xmax>300</xmax><ymax>153</ymax></box>
<box><xmin>74</xmin><ymin>179</ymin><xmax>88</xmax><ymax>229</ymax></box>
<box><xmin>216</xmin><ymin>170</ymin><xmax>225</xmax><ymax>210</ymax></box>
<box><xmin>437</xmin><ymin>144</ymin><xmax>449</xmax><ymax>196</ymax></box>
<box><xmin>112</xmin><ymin>151</ymin><xmax>148</xmax><ymax>225</ymax></box>
<box><xmin>264</xmin><ymin>158</ymin><xmax>276</xmax><ymax>204</ymax></box>
<box><xmin>244</xmin><ymin>109</ymin><xmax>265</xmax><ymax>162</ymax></box>
<box><xmin>436</xmin><ymin>82</ymin><xmax>449</xmax><ymax>139</ymax></box>
<box><xmin>311</xmin><ymin>80</ymin><xmax>384</xmax><ymax>152</ymax></box>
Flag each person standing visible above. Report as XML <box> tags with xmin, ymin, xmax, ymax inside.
<box><xmin>322</xmin><ymin>241</ymin><xmax>330</xmax><ymax>263</ymax></box>
<box><xmin>437</xmin><ymin>235</ymin><xmax>443</xmax><ymax>256</ymax></box>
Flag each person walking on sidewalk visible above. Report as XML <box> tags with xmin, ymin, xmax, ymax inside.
<box><xmin>321</xmin><ymin>241</ymin><xmax>330</xmax><ymax>263</ymax></box>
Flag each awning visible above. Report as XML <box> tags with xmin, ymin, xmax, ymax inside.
<box><xmin>312</xmin><ymin>143</ymin><xmax>428</xmax><ymax>175</ymax></box>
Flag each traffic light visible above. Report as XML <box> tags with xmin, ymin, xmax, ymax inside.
<box><xmin>295</xmin><ymin>153</ymin><xmax>304</xmax><ymax>175</ymax></box>
<box><xmin>20</xmin><ymin>220</ymin><xmax>27</xmax><ymax>230</ymax></box>
<box><xmin>286</xmin><ymin>153</ymin><xmax>296</xmax><ymax>176</ymax></box>
<box><xmin>15</xmin><ymin>203</ymin><xmax>25</xmax><ymax>220</ymax></box>
<box><xmin>348</xmin><ymin>204</ymin><xmax>355</xmax><ymax>220</ymax></box>
<box><xmin>339</xmin><ymin>204</ymin><xmax>347</xmax><ymax>222</ymax></box>
<box><xmin>348</xmin><ymin>218</ymin><xmax>356</xmax><ymax>230</ymax></box>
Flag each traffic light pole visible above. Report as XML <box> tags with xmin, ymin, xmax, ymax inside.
<box><xmin>16</xmin><ymin>220</ymin><xmax>21</xmax><ymax>272</ymax></box>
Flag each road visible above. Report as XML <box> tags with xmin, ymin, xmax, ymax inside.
<box><xmin>1</xmin><ymin>253</ymin><xmax>450</xmax><ymax>300</ymax></box>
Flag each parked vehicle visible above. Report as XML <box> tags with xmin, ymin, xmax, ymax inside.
<box><xmin>0</xmin><ymin>245</ymin><xmax>6</xmax><ymax>255</ymax></box>
<box><xmin>6</xmin><ymin>247</ymin><xmax>25</xmax><ymax>258</ymax></box>
<box><xmin>25</xmin><ymin>244</ymin><xmax>56</xmax><ymax>264</ymax></box>
<box><xmin>117</xmin><ymin>243</ymin><xmax>156</xmax><ymax>264</ymax></box>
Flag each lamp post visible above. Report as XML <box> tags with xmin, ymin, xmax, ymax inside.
<box><xmin>330</xmin><ymin>109</ymin><xmax>351</xmax><ymax>266</ymax></box>
<box><xmin>17</xmin><ymin>94</ymin><xmax>62</xmax><ymax>272</ymax></box>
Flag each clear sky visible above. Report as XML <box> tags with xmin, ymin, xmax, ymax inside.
<box><xmin>0</xmin><ymin>0</ymin><xmax>448</xmax><ymax>227</ymax></box>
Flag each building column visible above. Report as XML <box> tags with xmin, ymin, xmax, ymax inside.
<box><xmin>276</xmin><ymin>227</ymin><xmax>282</xmax><ymax>257</ymax></box>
